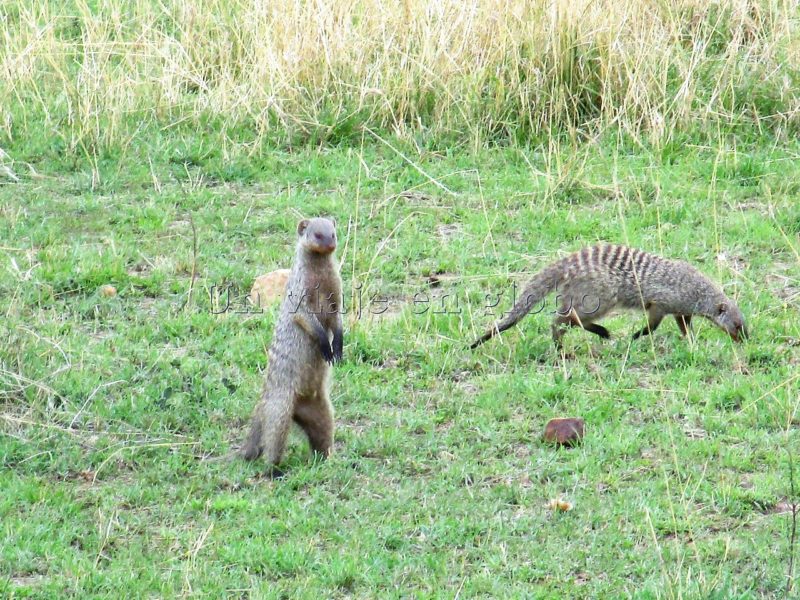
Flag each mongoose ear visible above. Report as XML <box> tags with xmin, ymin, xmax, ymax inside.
<box><xmin>328</xmin><ymin>217</ymin><xmax>336</xmax><ymax>227</ymax></box>
<box><xmin>297</xmin><ymin>219</ymin><xmax>309</xmax><ymax>235</ymax></box>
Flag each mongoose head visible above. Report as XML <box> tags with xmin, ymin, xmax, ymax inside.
<box><xmin>298</xmin><ymin>217</ymin><xmax>337</xmax><ymax>255</ymax></box>
<box><xmin>709</xmin><ymin>297</ymin><xmax>747</xmax><ymax>342</ymax></box>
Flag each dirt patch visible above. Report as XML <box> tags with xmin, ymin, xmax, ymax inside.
<box><xmin>397</xmin><ymin>190</ymin><xmax>434</xmax><ymax>204</ymax></box>
<box><xmin>436</xmin><ymin>223</ymin><xmax>462</xmax><ymax>241</ymax></box>
<box><xmin>168</xmin><ymin>219</ymin><xmax>191</xmax><ymax>231</ymax></box>
<box><xmin>770</xmin><ymin>500</ymin><xmax>796</xmax><ymax>515</ymax></box>
<box><xmin>767</xmin><ymin>272</ymin><xmax>800</xmax><ymax>308</ymax></box>
<box><xmin>11</xmin><ymin>574</ymin><xmax>47</xmax><ymax>588</ymax></box>
<box><xmin>127</xmin><ymin>262</ymin><xmax>152</xmax><ymax>277</ymax></box>
<box><xmin>728</xmin><ymin>198</ymin><xmax>774</xmax><ymax>213</ymax></box>
<box><xmin>715</xmin><ymin>252</ymin><xmax>749</xmax><ymax>275</ymax></box>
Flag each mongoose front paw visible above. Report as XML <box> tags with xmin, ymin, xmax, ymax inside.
<box><xmin>332</xmin><ymin>332</ymin><xmax>343</xmax><ymax>363</ymax></box>
<box><xmin>320</xmin><ymin>341</ymin><xmax>335</xmax><ymax>364</ymax></box>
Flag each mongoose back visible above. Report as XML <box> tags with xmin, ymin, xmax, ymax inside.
<box><xmin>239</xmin><ymin>217</ymin><xmax>343</xmax><ymax>474</ymax></box>
<box><xmin>470</xmin><ymin>244</ymin><xmax>746</xmax><ymax>348</ymax></box>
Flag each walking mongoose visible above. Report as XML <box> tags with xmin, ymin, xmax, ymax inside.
<box><xmin>470</xmin><ymin>244</ymin><xmax>747</xmax><ymax>349</ymax></box>
<box><xmin>239</xmin><ymin>217</ymin><xmax>343</xmax><ymax>475</ymax></box>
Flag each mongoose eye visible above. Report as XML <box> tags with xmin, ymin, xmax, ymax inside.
<box><xmin>717</xmin><ymin>304</ymin><xmax>726</xmax><ymax>316</ymax></box>
<box><xmin>314</xmin><ymin>232</ymin><xmax>323</xmax><ymax>240</ymax></box>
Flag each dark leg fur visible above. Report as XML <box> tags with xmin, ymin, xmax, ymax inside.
<box><xmin>583</xmin><ymin>323</ymin><xmax>611</xmax><ymax>339</ymax></box>
<box><xmin>675</xmin><ymin>315</ymin><xmax>692</xmax><ymax>336</ymax></box>
<box><xmin>332</xmin><ymin>326</ymin><xmax>344</xmax><ymax>363</ymax></box>
<box><xmin>633</xmin><ymin>310</ymin><xmax>664</xmax><ymax>340</ymax></box>
<box><xmin>315</xmin><ymin>327</ymin><xmax>334</xmax><ymax>364</ymax></box>
<box><xmin>552</xmin><ymin>313</ymin><xmax>610</xmax><ymax>345</ymax></box>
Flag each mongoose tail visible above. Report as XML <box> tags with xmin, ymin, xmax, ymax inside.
<box><xmin>470</xmin><ymin>263</ymin><xmax>564</xmax><ymax>348</ymax></box>
<box><xmin>239</xmin><ymin>412</ymin><xmax>265</xmax><ymax>460</ymax></box>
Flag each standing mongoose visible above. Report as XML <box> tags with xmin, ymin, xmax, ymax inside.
<box><xmin>239</xmin><ymin>217</ymin><xmax>343</xmax><ymax>475</ymax></box>
<box><xmin>470</xmin><ymin>244</ymin><xmax>747</xmax><ymax>349</ymax></box>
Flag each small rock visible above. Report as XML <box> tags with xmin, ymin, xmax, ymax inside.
<box><xmin>99</xmin><ymin>284</ymin><xmax>117</xmax><ymax>298</ymax></box>
<box><xmin>543</xmin><ymin>417</ymin><xmax>585</xmax><ymax>447</ymax></box>
<box><xmin>546</xmin><ymin>498</ymin><xmax>574</xmax><ymax>512</ymax></box>
<box><xmin>249</xmin><ymin>269</ymin><xmax>291</xmax><ymax>308</ymax></box>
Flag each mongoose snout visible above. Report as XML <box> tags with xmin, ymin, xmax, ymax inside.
<box><xmin>713</xmin><ymin>300</ymin><xmax>747</xmax><ymax>342</ymax></box>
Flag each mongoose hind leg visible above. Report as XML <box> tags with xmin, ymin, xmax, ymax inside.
<box><xmin>293</xmin><ymin>394</ymin><xmax>334</xmax><ymax>458</ymax></box>
<box><xmin>675</xmin><ymin>314</ymin><xmax>692</xmax><ymax>336</ymax></box>
<box><xmin>551</xmin><ymin>312</ymin><xmax>610</xmax><ymax>345</ymax></box>
<box><xmin>583</xmin><ymin>323</ymin><xmax>611</xmax><ymax>339</ymax></box>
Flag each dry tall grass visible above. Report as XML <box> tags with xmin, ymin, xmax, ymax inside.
<box><xmin>1</xmin><ymin>0</ymin><xmax>799</xmax><ymax>152</ymax></box>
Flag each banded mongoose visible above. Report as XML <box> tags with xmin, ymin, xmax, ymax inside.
<box><xmin>239</xmin><ymin>217</ymin><xmax>343</xmax><ymax>474</ymax></box>
<box><xmin>470</xmin><ymin>244</ymin><xmax>746</xmax><ymax>349</ymax></box>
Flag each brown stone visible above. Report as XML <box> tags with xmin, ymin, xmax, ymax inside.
<box><xmin>543</xmin><ymin>417</ymin><xmax>585</xmax><ymax>447</ymax></box>
<box><xmin>546</xmin><ymin>498</ymin><xmax>574</xmax><ymax>512</ymax></box>
<box><xmin>249</xmin><ymin>269</ymin><xmax>291</xmax><ymax>308</ymax></box>
<box><xmin>99</xmin><ymin>284</ymin><xmax>117</xmax><ymax>298</ymax></box>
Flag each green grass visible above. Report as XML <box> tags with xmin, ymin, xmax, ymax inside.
<box><xmin>2</xmin><ymin>132</ymin><xmax>800</xmax><ymax>598</ymax></box>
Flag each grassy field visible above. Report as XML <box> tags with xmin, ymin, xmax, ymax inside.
<box><xmin>3</xmin><ymin>0</ymin><xmax>800</xmax><ymax>598</ymax></box>
<box><xmin>2</xmin><ymin>134</ymin><xmax>800</xmax><ymax>598</ymax></box>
